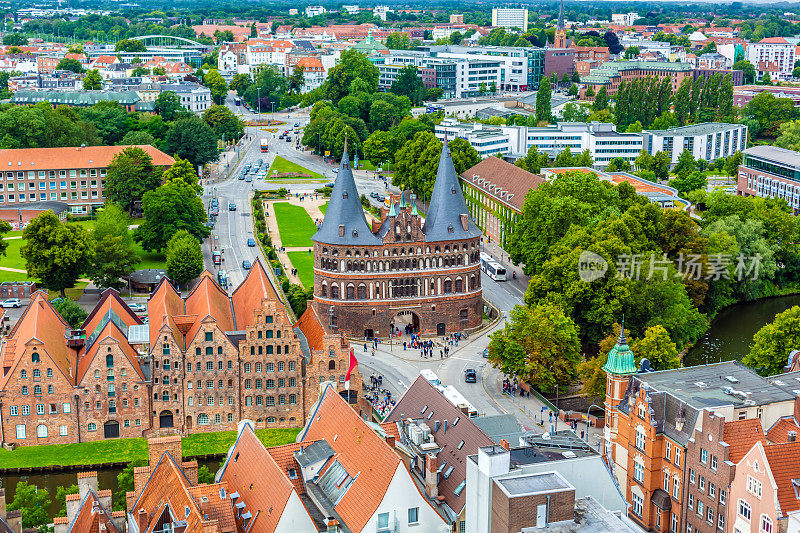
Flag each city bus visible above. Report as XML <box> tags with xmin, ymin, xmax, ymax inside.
<box><xmin>480</xmin><ymin>252</ymin><xmax>507</xmax><ymax>281</ymax></box>
<box><xmin>420</xmin><ymin>369</ymin><xmax>441</xmax><ymax>387</ymax></box>
<box><xmin>260</xmin><ymin>139</ymin><xmax>269</xmax><ymax>152</ymax></box>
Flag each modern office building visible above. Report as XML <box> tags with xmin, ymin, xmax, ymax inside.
<box><xmin>643</xmin><ymin>123</ymin><xmax>748</xmax><ymax>166</ymax></box>
<box><xmin>582</xmin><ymin>61</ymin><xmax>695</xmax><ymax>97</ymax></box>
<box><xmin>737</xmin><ymin>145</ymin><xmax>800</xmax><ymax>214</ymax></box>
<box><xmin>491</xmin><ymin>8</ymin><xmax>528</xmax><ymax>32</ymax></box>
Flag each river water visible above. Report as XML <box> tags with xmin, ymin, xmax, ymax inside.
<box><xmin>0</xmin><ymin>459</ymin><xmax>221</xmax><ymax>520</ymax></box>
<box><xmin>684</xmin><ymin>294</ymin><xmax>800</xmax><ymax>367</ymax></box>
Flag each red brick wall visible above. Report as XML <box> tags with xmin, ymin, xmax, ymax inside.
<box><xmin>491</xmin><ymin>484</ymin><xmax>574</xmax><ymax>532</ymax></box>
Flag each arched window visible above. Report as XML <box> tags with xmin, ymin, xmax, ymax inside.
<box><xmin>329</xmin><ymin>360</ymin><xmax>336</xmax><ymax>370</ymax></box>
<box><xmin>346</xmin><ymin>285</ymin><xmax>355</xmax><ymax>300</ymax></box>
<box><xmin>33</xmin><ymin>369</ymin><xmax>40</xmax><ymax>378</ymax></box>
<box><xmin>470</xmin><ymin>275</ymin><xmax>476</xmax><ymax>290</ymax></box>
<box><xmin>321</xmin><ymin>283</ymin><xmax>327</xmax><ymax>297</ymax></box>
<box><xmin>87</xmin><ymin>422</ymin><xmax>97</xmax><ymax>432</ymax></box>
<box><xmin>106</xmin><ymin>354</ymin><xmax>114</xmax><ymax>367</ymax></box>
<box><xmin>443</xmin><ymin>280</ymin><xmax>452</xmax><ymax>293</ymax></box>
<box><xmin>331</xmin><ymin>285</ymin><xmax>339</xmax><ymax>299</ymax></box>
<box><xmin>37</xmin><ymin>424</ymin><xmax>47</xmax><ymax>438</ymax></box>
<box><xmin>738</xmin><ymin>500</ymin><xmax>751</xmax><ymax>520</ymax></box>
<box><xmin>267</xmin><ymin>416</ymin><xmax>276</xmax><ymax>423</ymax></box>
<box><xmin>46</xmin><ymin>368</ymin><xmax>53</xmax><ymax>378</ymax></box>
<box><xmin>357</xmin><ymin>285</ymin><xmax>367</xmax><ymax>299</ymax></box>
<box><xmin>761</xmin><ymin>515</ymin><xmax>773</xmax><ymax>533</ymax></box>
<box><xmin>20</xmin><ymin>370</ymin><xmax>26</xmax><ymax>378</ymax></box>
<box><xmin>215</xmin><ymin>414</ymin><xmax>221</xmax><ymax>424</ymax></box>
<box><xmin>455</xmin><ymin>279</ymin><xmax>463</xmax><ymax>293</ymax></box>
<box><xmin>32</xmin><ymin>352</ymin><xmax>40</xmax><ymax>363</ymax></box>
<box><xmin>33</xmin><ymin>385</ymin><xmax>41</xmax><ymax>395</ymax></box>
<box><xmin>198</xmin><ymin>414</ymin><xmax>210</xmax><ymax>425</ymax></box>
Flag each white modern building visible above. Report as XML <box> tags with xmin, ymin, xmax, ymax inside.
<box><xmin>611</xmin><ymin>12</ymin><xmax>639</xmax><ymax>26</ymax></box>
<box><xmin>642</xmin><ymin>123</ymin><xmax>748</xmax><ymax>165</ymax></box>
<box><xmin>342</xmin><ymin>4</ymin><xmax>360</xmax><ymax>14</ymax></box>
<box><xmin>435</xmin><ymin>122</ymin><xmax>511</xmax><ymax>157</ymax></box>
<box><xmin>491</xmin><ymin>8</ymin><xmax>529</xmax><ymax>32</ymax></box>
<box><xmin>373</xmin><ymin>6</ymin><xmax>393</xmax><ymax>21</ymax></box>
<box><xmin>245</xmin><ymin>40</ymin><xmax>294</xmax><ymax>74</ymax></box>
<box><xmin>304</xmin><ymin>5</ymin><xmax>326</xmax><ymax>17</ymax></box>
<box><xmin>159</xmin><ymin>82</ymin><xmax>213</xmax><ymax>113</ymax></box>
<box><xmin>745</xmin><ymin>38</ymin><xmax>796</xmax><ymax>81</ymax></box>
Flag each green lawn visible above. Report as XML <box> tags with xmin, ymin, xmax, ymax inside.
<box><xmin>358</xmin><ymin>159</ymin><xmax>378</xmax><ymax>171</ymax></box>
<box><xmin>0</xmin><ymin>428</ymin><xmax>300</xmax><ymax>469</ymax></box>
<box><xmin>268</xmin><ymin>155</ymin><xmax>324</xmax><ymax>180</ymax></box>
<box><xmin>2</xmin><ymin>239</ymin><xmax>27</xmax><ymax>270</ymax></box>
<box><xmin>287</xmin><ymin>251</ymin><xmax>315</xmax><ymax>288</ymax></box>
<box><xmin>0</xmin><ymin>270</ymin><xmax>32</xmax><ymax>282</ymax></box>
<box><xmin>133</xmin><ymin>242</ymin><xmax>167</xmax><ymax>270</ymax></box>
<box><xmin>319</xmin><ymin>202</ymin><xmax>328</xmax><ymax>215</ymax></box>
<box><xmin>273</xmin><ymin>202</ymin><xmax>317</xmax><ymax>248</ymax></box>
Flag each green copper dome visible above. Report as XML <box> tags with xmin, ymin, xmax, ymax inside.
<box><xmin>602</xmin><ymin>322</ymin><xmax>638</xmax><ymax>375</ymax></box>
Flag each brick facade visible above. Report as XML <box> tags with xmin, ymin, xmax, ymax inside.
<box><xmin>490</xmin><ymin>481</ymin><xmax>574</xmax><ymax>532</ymax></box>
<box><xmin>312</xmin><ymin>202</ymin><xmax>483</xmax><ymax>338</ymax></box>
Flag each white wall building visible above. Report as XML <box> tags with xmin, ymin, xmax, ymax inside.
<box><xmin>373</xmin><ymin>6</ymin><xmax>393</xmax><ymax>21</ymax></box>
<box><xmin>643</xmin><ymin>123</ymin><xmax>748</xmax><ymax>165</ymax></box>
<box><xmin>160</xmin><ymin>82</ymin><xmax>213</xmax><ymax>113</ymax></box>
<box><xmin>304</xmin><ymin>5</ymin><xmax>326</xmax><ymax>17</ymax></box>
<box><xmin>245</xmin><ymin>40</ymin><xmax>294</xmax><ymax>74</ymax></box>
<box><xmin>612</xmin><ymin>13</ymin><xmax>639</xmax><ymax>26</ymax></box>
<box><xmin>342</xmin><ymin>4</ymin><xmax>360</xmax><ymax>14</ymax></box>
<box><xmin>491</xmin><ymin>8</ymin><xmax>528</xmax><ymax>32</ymax></box>
<box><xmin>745</xmin><ymin>38</ymin><xmax>796</xmax><ymax>81</ymax></box>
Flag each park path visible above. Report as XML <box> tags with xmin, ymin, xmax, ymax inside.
<box><xmin>264</xmin><ymin>195</ymin><xmax>329</xmax><ymax>289</ymax></box>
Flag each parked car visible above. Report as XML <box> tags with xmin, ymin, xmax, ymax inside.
<box><xmin>481</xmin><ymin>348</ymin><xmax>489</xmax><ymax>358</ymax></box>
<box><xmin>370</xmin><ymin>192</ymin><xmax>379</xmax><ymax>198</ymax></box>
<box><xmin>464</xmin><ymin>369</ymin><xmax>477</xmax><ymax>383</ymax></box>
<box><xmin>245</xmin><ymin>175</ymin><xmax>253</xmax><ymax>183</ymax></box>
<box><xmin>242</xmin><ymin>260</ymin><xmax>252</xmax><ymax>270</ymax></box>
<box><xmin>247</xmin><ymin>238</ymin><xmax>256</xmax><ymax>247</ymax></box>
<box><xmin>229</xmin><ymin>203</ymin><xmax>237</xmax><ymax>211</ymax></box>
<box><xmin>238</xmin><ymin>173</ymin><xmax>246</xmax><ymax>180</ymax></box>
<box><xmin>128</xmin><ymin>303</ymin><xmax>146</xmax><ymax>313</ymax></box>
<box><xmin>1</xmin><ymin>298</ymin><xmax>22</xmax><ymax>308</ymax></box>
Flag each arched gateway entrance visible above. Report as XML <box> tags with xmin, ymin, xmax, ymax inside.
<box><xmin>391</xmin><ymin>310</ymin><xmax>420</xmax><ymax>336</ymax></box>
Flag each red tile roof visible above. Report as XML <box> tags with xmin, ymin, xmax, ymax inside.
<box><xmin>0</xmin><ymin>291</ymin><xmax>76</xmax><ymax>385</ymax></box>
<box><xmin>82</xmin><ymin>288</ymin><xmax>143</xmax><ymax>337</ymax></box>
<box><xmin>219</xmin><ymin>425</ymin><xmax>308</xmax><ymax>532</ymax></box>
<box><xmin>295</xmin><ymin>306</ymin><xmax>326</xmax><ymax>352</ymax></box>
<box><xmin>724</xmin><ymin>418</ymin><xmax>765</xmax><ymax>463</ymax></box>
<box><xmin>231</xmin><ymin>258</ymin><xmax>278</xmax><ymax>331</ymax></box>
<box><xmin>147</xmin><ymin>278</ymin><xmax>185</xmax><ymax>349</ymax></box>
<box><xmin>69</xmin><ymin>491</ymin><xmax>121</xmax><ymax>533</ymax></box>
<box><xmin>764</xmin><ymin>441</ymin><xmax>800</xmax><ymax>514</ymax></box>
<box><xmin>300</xmin><ymin>385</ymin><xmax>404</xmax><ymax>532</ymax></box>
<box><xmin>460</xmin><ymin>156</ymin><xmax>545</xmax><ymax>212</ymax></box>
<box><xmin>0</xmin><ymin>145</ymin><xmax>174</xmax><ymax>171</ymax></box>
<box><xmin>767</xmin><ymin>417</ymin><xmax>800</xmax><ymax>444</ymax></box>
<box><xmin>266</xmin><ymin>442</ymin><xmax>307</xmax><ymax>496</ymax></box>
<box><xmin>184</xmin><ymin>271</ymin><xmax>234</xmax><ymax>341</ymax></box>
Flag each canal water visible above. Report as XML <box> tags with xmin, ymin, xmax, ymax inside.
<box><xmin>684</xmin><ymin>294</ymin><xmax>800</xmax><ymax>367</ymax></box>
<box><xmin>0</xmin><ymin>459</ymin><xmax>221</xmax><ymax>520</ymax></box>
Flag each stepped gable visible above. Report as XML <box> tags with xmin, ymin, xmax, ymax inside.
<box><xmin>312</xmin><ymin>139</ymin><xmax>381</xmax><ymax>246</ymax></box>
<box><xmin>231</xmin><ymin>257</ymin><xmax>279</xmax><ymax>331</ymax></box>
<box><xmin>422</xmin><ymin>138</ymin><xmax>482</xmax><ymax>242</ymax></box>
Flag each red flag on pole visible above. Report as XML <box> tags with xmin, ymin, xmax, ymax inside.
<box><xmin>345</xmin><ymin>347</ymin><xmax>357</xmax><ymax>390</ymax></box>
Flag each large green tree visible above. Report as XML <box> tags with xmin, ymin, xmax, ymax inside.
<box><xmin>83</xmin><ymin>69</ymin><xmax>101</xmax><ymax>90</ymax></box>
<box><xmin>89</xmin><ymin>203</ymin><xmax>140</xmax><ymax>289</ymax></box>
<box><xmin>203</xmin><ymin>104</ymin><xmax>244</xmax><ymax>141</ymax></box>
<box><xmin>165</xmin><ymin>230</ymin><xmax>204</xmax><ymax>288</ymax></box>
<box><xmin>105</xmin><ymin>147</ymin><xmax>161</xmax><ymax>214</ymax></box>
<box><xmin>488</xmin><ymin>303</ymin><xmax>581</xmax><ymax>393</ymax></box>
<box><xmin>229</xmin><ymin>73</ymin><xmax>251</xmax><ymax>97</ymax></box>
<box><xmin>161</xmin><ymin>116</ymin><xmax>219</xmax><ymax>167</ymax></box>
<box><xmin>8</xmin><ymin>482</ymin><xmax>50</xmax><ymax>531</ymax></box>
<box><xmin>535</xmin><ymin>76</ymin><xmax>552</xmax><ymax>123</ymax></box>
<box><xmin>743</xmin><ymin>306</ymin><xmax>800</xmax><ymax>375</ymax></box>
<box><xmin>203</xmin><ymin>68</ymin><xmax>228</xmax><ymax>104</ymax></box>
<box><xmin>633</xmin><ymin>325</ymin><xmax>680</xmax><ymax>370</ymax></box>
<box><xmin>154</xmin><ymin>91</ymin><xmax>184</xmax><ymax>121</ymax></box>
<box><xmin>135</xmin><ymin>182</ymin><xmax>210</xmax><ymax>252</ymax></box>
<box><xmin>325</xmin><ymin>49</ymin><xmax>379</xmax><ymax>103</ymax></box>
<box><xmin>392</xmin><ymin>133</ymin><xmax>479</xmax><ymax>200</ymax></box>
<box><xmin>743</xmin><ymin>91</ymin><xmax>798</xmax><ymax>138</ymax></box>
<box><xmin>390</xmin><ymin>66</ymin><xmax>426</xmax><ymax>106</ymax></box>
<box><xmin>22</xmin><ymin>212</ymin><xmax>92</xmax><ymax>298</ymax></box>
<box><xmin>162</xmin><ymin>156</ymin><xmax>201</xmax><ymax>192</ymax></box>
<box><xmin>56</xmin><ymin>58</ymin><xmax>83</xmax><ymax>73</ymax></box>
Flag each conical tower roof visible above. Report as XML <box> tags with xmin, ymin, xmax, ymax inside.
<box><xmin>312</xmin><ymin>140</ymin><xmax>380</xmax><ymax>246</ymax></box>
<box><xmin>422</xmin><ymin>139</ymin><xmax>482</xmax><ymax>242</ymax></box>
<box><xmin>602</xmin><ymin>321</ymin><xmax>637</xmax><ymax>375</ymax></box>
<box><xmin>557</xmin><ymin>0</ymin><xmax>565</xmax><ymax>30</ymax></box>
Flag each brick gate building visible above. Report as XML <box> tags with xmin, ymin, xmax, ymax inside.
<box><xmin>311</xmin><ymin>140</ymin><xmax>484</xmax><ymax>338</ymax></box>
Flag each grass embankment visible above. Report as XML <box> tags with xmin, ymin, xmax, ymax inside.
<box><xmin>287</xmin><ymin>251</ymin><xmax>314</xmax><ymax>289</ymax></box>
<box><xmin>0</xmin><ymin>428</ymin><xmax>300</xmax><ymax>469</ymax></box>
<box><xmin>273</xmin><ymin>202</ymin><xmax>317</xmax><ymax>248</ymax></box>
<box><xmin>268</xmin><ymin>156</ymin><xmax>324</xmax><ymax>180</ymax></box>
<box><xmin>319</xmin><ymin>201</ymin><xmax>328</xmax><ymax>215</ymax></box>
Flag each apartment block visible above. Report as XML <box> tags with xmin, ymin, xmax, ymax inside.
<box><xmin>745</xmin><ymin>37</ymin><xmax>795</xmax><ymax>81</ymax></box>
<box><xmin>737</xmin><ymin>145</ymin><xmax>800</xmax><ymax>214</ymax></box>
<box><xmin>643</xmin><ymin>123</ymin><xmax>748</xmax><ymax>166</ymax></box>
<box><xmin>0</xmin><ymin>145</ymin><xmax>174</xmax><ymax>216</ymax></box>
<box><xmin>491</xmin><ymin>8</ymin><xmax>528</xmax><ymax>32</ymax></box>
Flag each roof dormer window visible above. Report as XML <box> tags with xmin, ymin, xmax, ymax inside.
<box><xmin>343</xmin><ymin>191</ymin><xmax>348</xmax><ymax>199</ymax></box>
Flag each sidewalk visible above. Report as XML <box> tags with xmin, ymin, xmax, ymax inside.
<box><xmin>481</xmin><ymin>239</ymin><xmax>530</xmax><ymax>295</ymax></box>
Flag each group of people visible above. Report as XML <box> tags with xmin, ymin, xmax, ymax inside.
<box><xmin>367</xmin><ymin>374</ymin><xmax>395</xmax><ymax>417</ymax></box>
<box><xmin>503</xmin><ymin>378</ymin><xmax>530</xmax><ymax>399</ymax></box>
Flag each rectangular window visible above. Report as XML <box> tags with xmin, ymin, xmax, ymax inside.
<box><xmin>711</xmin><ymin>455</ymin><xmax>718</xmax><ymax>471</ymax></box>
<box><xmin>59</xmin><ymin>425</ymin><xmax>67</xmax><ymax>436</ymax></box>
<box><xmin>631</xmin><ymin>493</ymin><xmax>643</xmax><ymax>517</ymax></box>
<box><xmin>407</xmin><ymin>507</ymin><xmax>419</xmax><ymax>525</ymax></box>
<box><xmin>701</xmin><ymin>449</ymin><xmax>707</xmax><ymax>464</ymax></box>
<box><xmin>747</xmin><ymin>475</ymin><xmax>762</xmax><ymax>498</ymax></box>
<box><xmin>689</xmin><ymin>468</ymin><xmax>695</xmax><ymax>484</ymax></box>
<box><xmin>16</xmin><ymin>425</ymin><xmax>26</xmax><ymax>439</ymax></box>
<box><xmin>688</xmin><ymin>492</ymin><xmax>694</xmax><ymax>510</ymax></box>
<box><xmin>9</xmin><ymin>406</ymin><xmax>17</xmax><ymax>416</ymax></box>
<box><xmin>673</xmin><ymin>478</ymin><xmax>680</xmax><ymax>499</ymax></box>
<box><xmin>675</xmin><ymin>448</ymin><xmax>681</xmax><ymax>467</ymax></box>
<box><xmin>720</xmin><ymin>490</ymin><xmax>726</xmax><ymax>505</ymax></box>
<box><xmin>671</xmin><ymin>512</ymin><xmax>678</xmax><ymax>533</ymax></box>
<box><xmin>634</xmin><ymin>461</ymin><xmax>644</xmax><ymax>483</ymax></box>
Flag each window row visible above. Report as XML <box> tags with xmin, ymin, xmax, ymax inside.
<box><xmin>15</xmin><ymin>424</ymin><xmax>68</xmax><ymax>439</ymax></box>
<box><xmin>9</xmin><ymin>402</ymin><xmax>72</xmax><ymax>416</ymax></box>
<box><xmin>321</xmin><ymin>242</ymin><xmax>476</xmax><ymax>258</ymax></box>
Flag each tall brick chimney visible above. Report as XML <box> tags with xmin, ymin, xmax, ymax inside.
<box><xmin>137</xmin><ymin>508</ymin><xmax>149</xmax><ymax>532</ymax></box>
<box><xmin>77</xmin><ymin>471</ymin><xmax>99</xmax><ymax>500</ymax></box>
<box><xmin>148</xmin><ymin>435</ymin><xmax>183</xmax><ymax>467</ymax></box>
<box><xmin>425</xmin><ymin>453</ymin><xmax>438</xmax><ymax>499</ymax></box>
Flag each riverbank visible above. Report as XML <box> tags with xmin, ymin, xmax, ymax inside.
<box><xmin>0</xmin><ymin>428</ymin><xmax>299</xmax><ymax>471</ymax></box>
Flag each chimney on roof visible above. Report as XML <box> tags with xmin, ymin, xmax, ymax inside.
<box><xmin>386</xmin><ymin>435</ymin><xmax>395</xmax><ymax>448</ymax></box>
<box><xmin>137</xmin><ymin>509</ymin><xmax>149</xmax><ymax>533</ymax></box>
<box><xmin>790</xmin><ymin>431</ymin><xmax>797</xmax><ymax>443</ymax></box>
<box><xmin>425</xmin><ymin>453</ymin><xmax>439</xmax><ymax>499</ymax></box>
<box><xmin>500</xmin><ymin>439</ymin><xmax>510</xmax><ymax>450</ymax></box>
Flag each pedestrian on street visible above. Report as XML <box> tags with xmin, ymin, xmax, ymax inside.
<box><xmin>371</xmin><ymin>348</ymin><xmax>375</xmax><ymax>356</ymax></box>
<box><xmin>363</xmin><ymin>343</ymin><xmax>367</xmax><ymax>352</ymax></box>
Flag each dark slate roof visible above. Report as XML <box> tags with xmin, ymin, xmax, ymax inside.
<box><xmin>312</xmin><ymin>142</ymin><xmax>381</xmax><ymax>246</ymax></box>
<box><xmin>294</xmin><ymin>439</ymin><xmax>335</xmax><ymax>467</ymax></box>
<box><xmin>422</xmin><ymin>140</ymin><xmax>482</xmax><ymax>243</ymax></box>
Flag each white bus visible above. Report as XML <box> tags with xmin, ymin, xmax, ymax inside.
<box><xmin>480</xmin><ymin>252</ymin><xmax>507</xmax><ymax>281</ymax></box>
<box><xmin>419</xmin><ymin>369</ymin><xmax>441</xmax><ymax>387</ymax></box>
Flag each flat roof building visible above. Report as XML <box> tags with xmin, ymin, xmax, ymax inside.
<box><xmin>737</xmin><ymin>145</ymin><xmax>800</xmax><ymax>214</ymax></box>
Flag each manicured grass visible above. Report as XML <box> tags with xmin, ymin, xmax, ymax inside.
<box><xmin>358</xmin><ymin>159</ymin><xmax>378</xmax><ymax>171</ymax></box>
<box><xmin>319</xmin><ymin>202</ymin><xmax>328</xmax><ymax>215</ymax></box>
<box><xmin>0</xmin><ymin>270</ymin><xmax>32</xmax><ymax>282</ymax></box>
<box><xmin>0</xmin><ymin>428</ymin><xmax>300</xmax><ymax>469</ymax></box>
<box><xmin>2</xmin><ymin>239</ymin><xmax>27</xmax><ymax>270</ymax></box>
<box><xmin>133</xmin><ymin>242</ymin><xmax>167</xmax><ymax>270</ymax></box>
<box><xmin>273</xmin><ymin>202</ymin><xmax>317</xmax><ymax>248</ymax></box>
<box><xmin>47</xmin><ymin>282</ymin><xmax>89</xmax><ymax>301</ymax></box>
<box><xmin>268</xmin><ymin>155</ymin><xmax>324</xmax><ymax>180</ymax></box>
<box><xmin>287</xmin><ymin>251</ymin><xmax>315</xmax><ymax>289</ymax></box>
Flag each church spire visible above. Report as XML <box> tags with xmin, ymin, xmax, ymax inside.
<box><xmin>557</xmin><ymin>0</ymin><xmax>564</xmax><ymax>30</ymax></box>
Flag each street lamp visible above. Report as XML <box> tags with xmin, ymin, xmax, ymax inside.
<box><xmin>586</xmin><ymin>404</ymin><xmax>604</xmax><ymax>447</ymax></box>
<box><xmin>257</xmin><ymin>87</ymin><xmax>261</xmax><ymax>121</ymax></box>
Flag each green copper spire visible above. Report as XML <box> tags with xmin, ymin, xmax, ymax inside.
<box><xmin>400</xmin><ymin>191</ymin><xmax>406</xmax><ymax>209</ymax></box>
<box><xmin>388</xmin><ymin>201</ymin><xmax>396</xmax><ymax>217</ymax></box>
<box><xmin>602</xmin><ymin>319</ymin><xmax>637</xmax><ymax>376</ymax></box>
